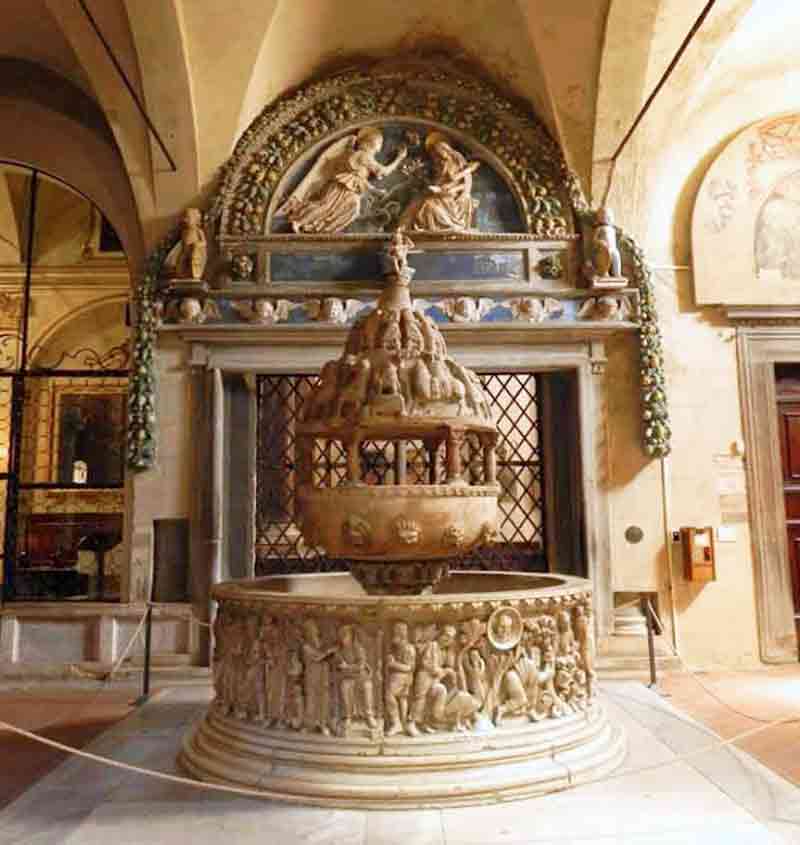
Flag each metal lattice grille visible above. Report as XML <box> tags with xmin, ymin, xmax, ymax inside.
<box><xmin>255</xmin><ymin>371</ymin><xmax>546</xmax><ymax>575</ymax></box>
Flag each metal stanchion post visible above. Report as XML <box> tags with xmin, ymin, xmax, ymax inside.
<box><xmin>642</xmin><ymin>596</ymin><xmax>658</xmax><ymax>690</ymax></box>
<box><xmin>135</xmin><ymin>604</ymin><xmax>153</xmax><ymax>706</ymax></box>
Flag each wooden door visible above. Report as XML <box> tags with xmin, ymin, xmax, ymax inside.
<box><xmin>776</xmin><ymin>399</ymin><xmax>800</xmax><ymax>615</ymax></box>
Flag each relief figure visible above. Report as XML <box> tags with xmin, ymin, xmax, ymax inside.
<box><xmin>384</xmin><ymin>622</ymin><xmax>416</xmax><ymax>736</ymax></box>
<box><xmin>302</xmin><ymin>619</ymin><xmax>335</xmax><ymax>735</ymax></box>
<box><xmin>402</xmin><ymin>133</ymin><xmax>480</xmax><ymax>233</ymax></box>
<box><xmin>243</xmin><ymin>616</ymin><xmax>267</xmax><ymax>721</ymax></box>
<box><xmin>336</xmin><ymin>624</ymin><xmax>377</xmax><ymax>735</ymax></box>
<box><xmin>276</xmin><ymin>128</ymin><xmax>407</xmax><ymax>234</ymax></box>
<box><xmin>284</xmin><ymin>649</ymin><xmax>305</xmax><ymax>730</ymax></box>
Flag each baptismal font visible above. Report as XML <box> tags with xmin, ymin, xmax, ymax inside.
<box><xmin>179</xmin><ymin>232</ymin><xmax>625</xmax><ymax>807</ymax></box>
<box><xmin>295</xmin><ymin>228</ymin><xmax>499</xmax><ymax>596</ymax></box>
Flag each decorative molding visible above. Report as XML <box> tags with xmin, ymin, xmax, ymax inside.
<box><xmin>139</xmin><ymin>59</ymin><xmax>670</xmax><ymax>462</ymax></box>
<box><xmin>127</xmin><ymin>229</ymin><xmax>178</xmax><ymax>471</ymax></box>
<box><xmin>0</xmin><ymin>263</ymin><xmax>130</xmax><ymax>289</ymax></box>
<box><xmin>726</xmin><ymin>305</ymin><xmax>800</xmax><ymax>325</ymax></box>
<box><xmin>736</xmin><ymin>327</ymin><xmax>800</xmax><ymax>662</ymax></box>
<box><xmin>158</xmin><ymin>291</ymin><xmax>640</xmax><ymax>329</ymax></box>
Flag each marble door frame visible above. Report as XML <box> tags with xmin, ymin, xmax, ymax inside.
<box><xmin>181</xmin><ymin>325</ymin><xmax>616</xmax><ymax>646</ymax></box>
<box><xmin>736</xmin><ymin>324</ymin><xmax>800</xmax><ymax>663</ymax></box>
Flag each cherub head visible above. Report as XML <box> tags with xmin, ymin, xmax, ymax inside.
<box><xmin>496</xmin><ymin>611</ymin><xmax>515</xmax><ymax>643</ymax></box>
<box><xmin>183</xmin><ymin>207</ymin><xmax>202</xmax><ymax>229</ymax></box>
<box><xmin>357</xmin><ymin>127</ymin><xmax>383</xmax><ymax>154</ymax></box>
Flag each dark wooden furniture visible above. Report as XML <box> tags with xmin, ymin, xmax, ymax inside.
<box><xmin>16</xmin><ymin>513</ymin><xmax>123</xmax><ymax>601</ymax></box>
<box><xmin>775</xmin><ymin>364</ymin><xmax>800</xmax><ymax>615</ymax></box>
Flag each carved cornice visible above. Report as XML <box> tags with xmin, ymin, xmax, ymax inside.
<box><xmin>167</xmin><ymin>321</ymin><xmax>637</xmax><ymax>352</ymax></box>
<box><xmin>0</xmin><ymin>263</ymin><xmax>130</xmax><ymax>290</ymax></box>
<box><xmin>726</xmin><ymin>306</ymin><xmax>800</xmax><ymax>325</ymax></box>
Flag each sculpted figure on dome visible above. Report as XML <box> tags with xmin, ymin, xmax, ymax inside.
<box><xmin>276</xmin><ymin>128</ymin><xmax>407</xmax><ymax>234</ymax></box>
<box><xmin>402</xmin><ymin>133</ymin><xmax>480</xmax><ymax>233</ymax></box>
<box><xmin>383</xmin><ymin>227</ymin><xmax>416</xmax><ymax>278</ymax></box>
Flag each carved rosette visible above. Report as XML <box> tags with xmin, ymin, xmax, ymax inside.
<box><xmin>179</xmin><ymin>571</ymin><xmax>623</xmax><ymax>807</ymax></box>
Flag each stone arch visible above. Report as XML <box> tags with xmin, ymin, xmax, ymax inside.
<box><xmin>0</xmin><ymin>59</ymin><xmax>144</xmax><ymax>271</ymax></box>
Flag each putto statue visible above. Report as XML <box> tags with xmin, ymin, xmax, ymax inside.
<box><xmin>172</xmin><ymin>208</ymin><xmax>207</xmax><ymax>281</ymax></box>
<box><xmin>276</xmin><ymin>127</ymin><xmax>407</xmax><ymax>233</ymax></box>
<box><xmin>584</xmin><ymin>206</ymin><xmax>626</xmax><ymax>288</ymax></box>
<box><xmin>402</xmin><ymin>132</ymin><xmax>480</xmax><ymax>233</ymax></box>
<box><xmin>382</xmin><ymin>226</ymin><xmax>415</xmax><ymax>278</ymax></box>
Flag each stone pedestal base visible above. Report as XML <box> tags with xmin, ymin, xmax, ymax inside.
<box><xmin>180</xmin><ymin>700</ymin><xmax>625</xmax><ymax>808</ymax></box>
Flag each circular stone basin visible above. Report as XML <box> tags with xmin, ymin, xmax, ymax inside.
<box><xmin>297</xmin><ymin>484</ymin><xmax>499</xmax><ymax>561</ymax></box>
<box><xmin>179</xmin><ymin>571</ymin><xmax>625</xmax><ymax>808</ymax></box>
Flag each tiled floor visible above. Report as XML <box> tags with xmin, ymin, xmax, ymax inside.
<box><xmin>0</xmin><ymin>684</ymin><xmax>135</xmax><ymax>810</ymax></box>
<box><xmin>658</xmin><ymin>665</ymin><xmax>800</xmax><ymax>787</ymax></box>
<box><xmin>0</xmin><ymin>680</ymin><xmax>798</xmax><ymax>844</ymax></box>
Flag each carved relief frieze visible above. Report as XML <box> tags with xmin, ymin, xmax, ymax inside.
<box><xmin>210</xmin><ymin>587</ymin><xmax>597</xmax><ymax>741</ymax></box>
<box><xmin>159</xmin><ymin>292</ymin><xmax>639</xmax><ymax>328</ymax></box>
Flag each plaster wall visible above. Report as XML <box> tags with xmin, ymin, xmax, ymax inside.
<box><xmin>594</xmin><ymin>0</ymin><xmax>800</xmax><ymax>668</ymax></box>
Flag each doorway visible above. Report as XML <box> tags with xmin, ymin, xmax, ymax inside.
<box><xmin>774</xmin><ymin>363</ymin><xmax>800</xmax><ymax>632</ymax></box>
<box><xmin>252</xmin><ymin>370</ymin><xmax>584</xmax><ymax>578</ymax></box>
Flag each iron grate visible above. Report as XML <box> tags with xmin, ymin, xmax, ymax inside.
<box><xmin>255</xmin><ymin>372</ymin><xmax>546</xmax><ymax>575</ymax></box>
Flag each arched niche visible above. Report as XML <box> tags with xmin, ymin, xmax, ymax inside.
<box><xmin>212</xmin><ymin>59</ymin><xmax>577</xmax><ymax>241</ymax></box>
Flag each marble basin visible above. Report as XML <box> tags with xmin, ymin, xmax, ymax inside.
<box><xmin>179</xmin><ymin>571</ymin><xmax>625</xmax><ymax>808</ymax></box>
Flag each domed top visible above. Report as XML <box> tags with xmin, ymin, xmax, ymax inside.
<box><xmin>298</xmin><ymin>230</ymin><xmax>496</xmax><ymax>437</ymax></box>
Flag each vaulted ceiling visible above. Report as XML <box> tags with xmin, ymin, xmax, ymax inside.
<box><xmin>0</xmin><ymin>0</ymin><xmax>796</xmax><ymax>262</ymax></box>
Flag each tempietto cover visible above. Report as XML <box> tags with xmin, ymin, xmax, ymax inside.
<box><xmin>295</xmin><ymin>231</ymin><xmax>500</xmax><ymax>594</ymax></box>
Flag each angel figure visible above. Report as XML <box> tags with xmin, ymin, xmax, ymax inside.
<box><xmin>402</xmin><ymin>133</ymin><xmax>480</xmax><ymax>233</ymax></box>
<box><xmin>275</xmin><ymin>127</ymin><xmax>407</xmax><ymax>234</ymax></box>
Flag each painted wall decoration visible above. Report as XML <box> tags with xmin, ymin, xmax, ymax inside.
<box><xmin>755</xmin><ymin>169</ymin><xmax>800</xmax><ymax>282</ymax></box>
<box><xmin>693</xmin><ymin>111</ymin><xmax>800</xmax><ymax>305</ymax></box>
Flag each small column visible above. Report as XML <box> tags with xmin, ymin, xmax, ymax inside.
<box><xmin>210</xmin><ymin>368</ymin><xmax>224</xmax><ymax>589</ymax></box>
<box><xmin>345</xmin><ymin>436</ymin><xmax>361</xmax><ymax>485</ymax></box>
<box><xmin>425</xmin><ymin>438</ymin><xmax>440</xmax><ymax>484</ymax></box>
<box><xmin>482</xmin><ymin>434</ymin><xmax>498</xmax><ymax>484</ymax></box>
<box><xmin>445</xmin><ymin>427</ymin><xmax>466</xmax><ymax>484</ymax></box>
<box><xmin>395</xmin><ymin>439</ymin><xmax>407</xmax><ymax>485</ymax></box>
<box><xmin>295</xmin><ymin>435</ymin><xmax>313</xmax><ymax>485</ymax></box>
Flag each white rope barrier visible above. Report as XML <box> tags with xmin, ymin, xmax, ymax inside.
<box><xmin>0</xmin><ymin>694</ymin><xmax>797</xmax><ymax>805</ymax></box>
<box><xmin>0</xmin><ymin>606</ymin><xmax>150</xmax><ymax>737</ymax></box>
<box><xmin>646</xmin><ymin>603</ymin><xmax>799</xmax><ymax>726</ymax></box>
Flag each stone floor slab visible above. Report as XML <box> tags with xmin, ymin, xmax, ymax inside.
<box><xmin>0</xmin><ymin>682</ymin><xmax>797</xmax><ymax>845</ymax></box>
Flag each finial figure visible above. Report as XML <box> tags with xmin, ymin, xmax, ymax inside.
<box><xmin>584</xmin><ymin>206</ymin><xmax>626</xmax><ymax>289</ymax></box>
<box><xmin>175</xmin><ymin>208</ymin><xmax>208</xmax><ymax>281</ymax></box>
